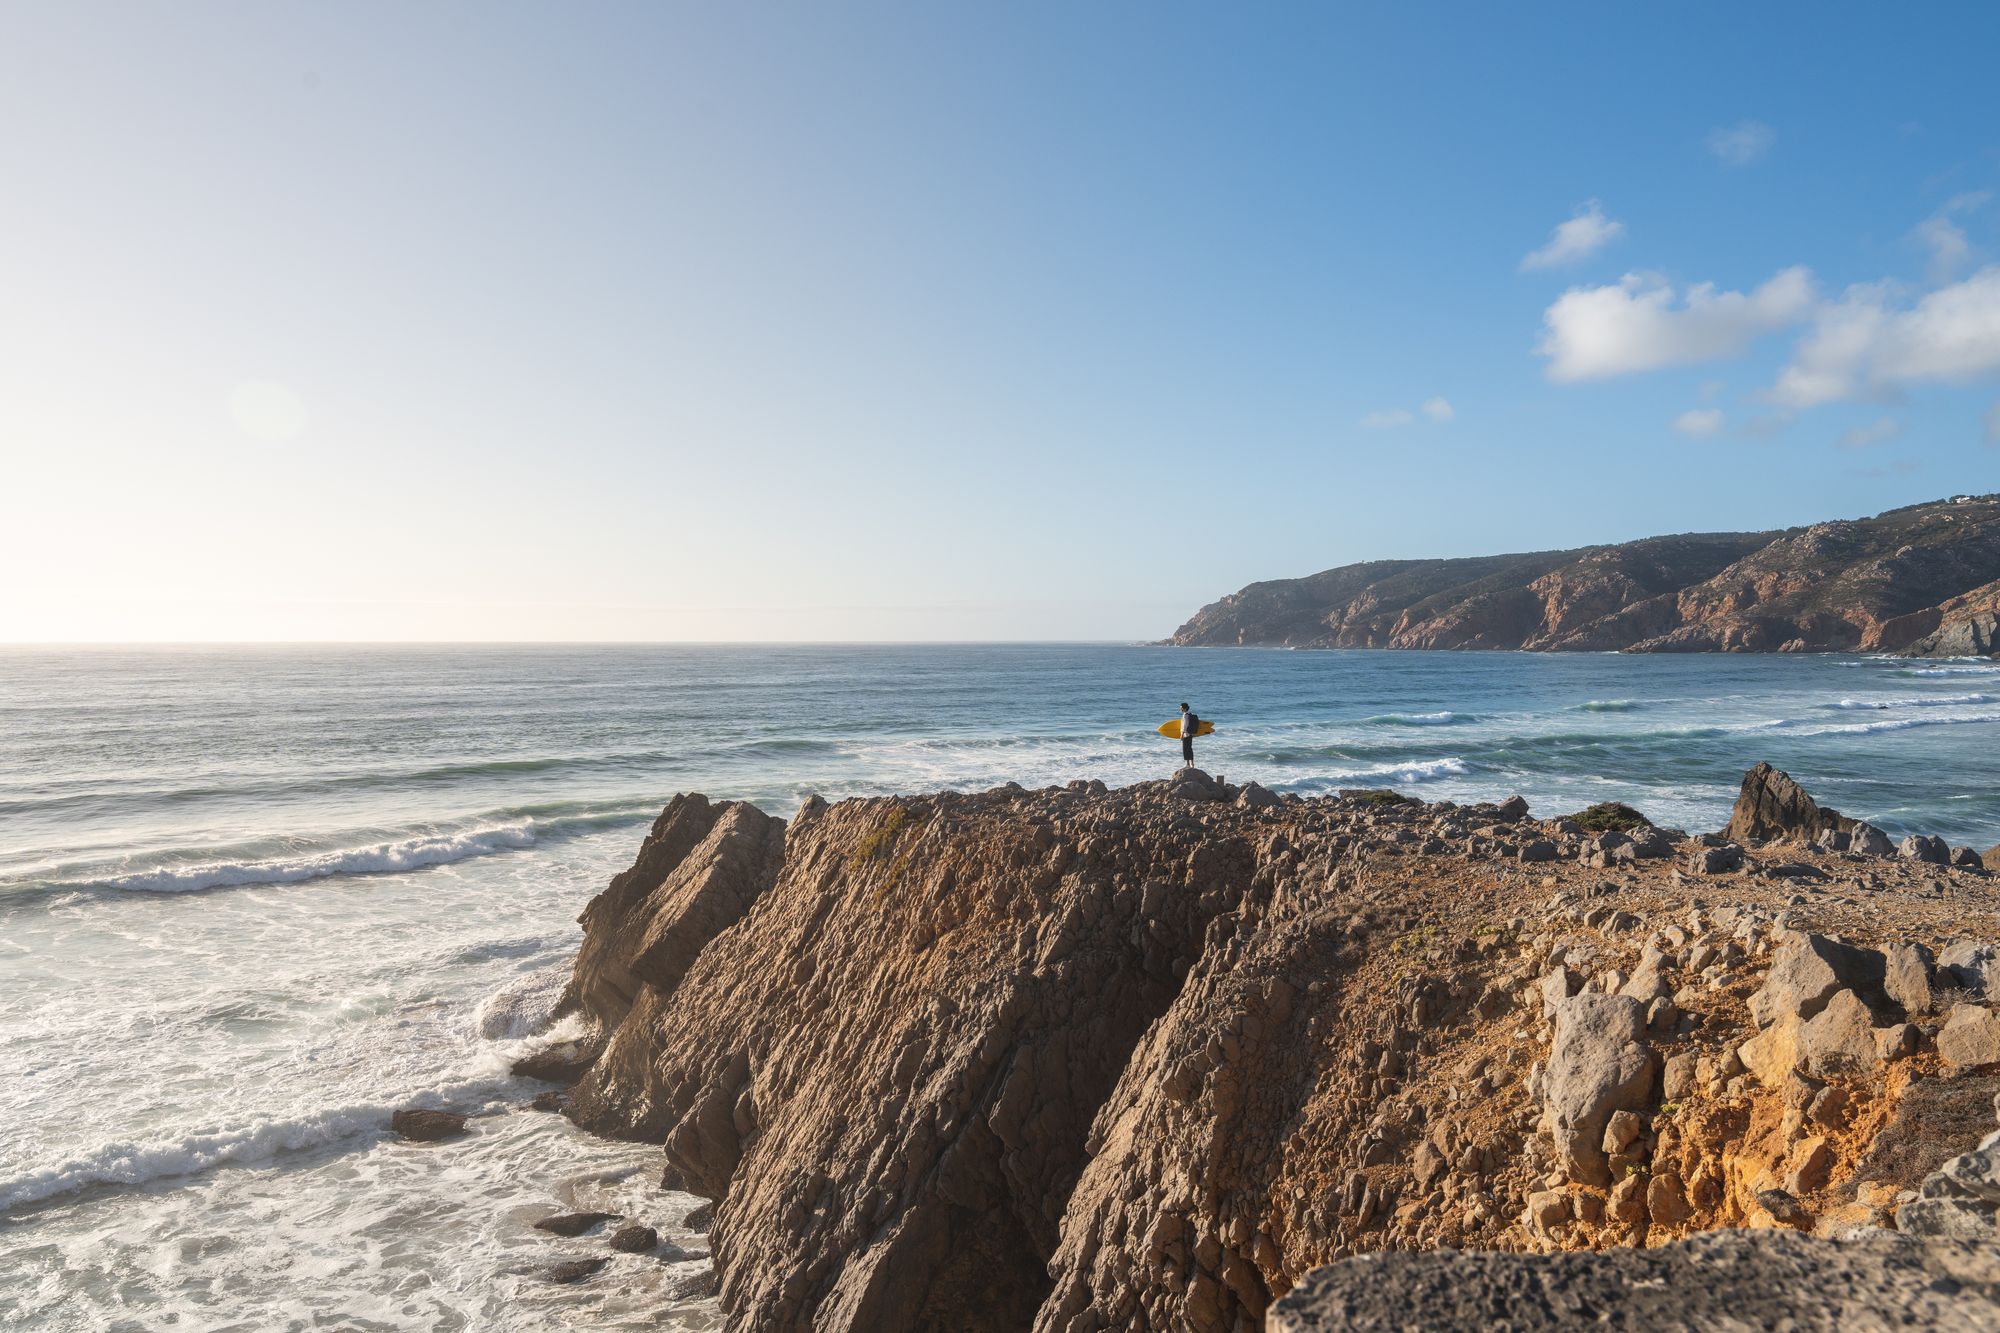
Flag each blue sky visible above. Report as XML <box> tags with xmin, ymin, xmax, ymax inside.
<box><xmin>3</xmin><ymin>3</ymin><xmax>1997</xmax><ymax>641</ymax></box>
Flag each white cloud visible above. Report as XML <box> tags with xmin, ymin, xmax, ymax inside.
<box><xmin>1916</xmin><ymin>216</ymin><xmax>1970</xmax><ymax>282</ymax></box>
<box><xmin>1769</xmin><ymin>266</ymin><xmax>2000</xmax><ymax>407</ymax></box>
<box><xmin>1836</xmin><ymin>416</ymin><xmax>1900</xmax><ymax>449</ymax></box>
<box><xmin>1673</xmin><ymin>407</ymin><xmax>1724</xmax><ymax>437</ymax></box>
<box><xmin>1360</xmin><ymin>409</ymin><xmax>1414</xmax><ymax>429</ymax></box>
<box><xmin>1913</xmin><ymin>192</ymin><xmax>1989</xmax><ymax>283</ymax></box>
<box><xmin>1986</xmin><ymin>400</ymin><xmax>2000</xmax><ymax>446</ymax></box>
<box><xmin>1521</xmin><ymin>200</ymin><xmax>1624</xmax><ymax>271</ymax></box>
<box><xmin>1537</xmin><ymin>266</ymin><xmax>1816</xmax><ymax>381</ymax></box>
<box><xmin>1421</xmin><ymin>396</ymin><xmax>1454</xmax><ymax>422</ymax></box>
<box><xmin>1708</xmin><ymin>120</ymin><xmax>1775</xmax><ymax>166</ymax></box>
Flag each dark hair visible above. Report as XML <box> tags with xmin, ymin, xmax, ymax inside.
<box><xmin>1180</xmin><ymin>702</ymin><xmax>1189</xmax><ymax>710</ymax></box>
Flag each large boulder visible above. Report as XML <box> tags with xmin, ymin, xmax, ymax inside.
<box><xmin>1749</xmin><ymin>934</ymin><xmax>1886</xmax><ymax>1030</ymax></box>
<box><xmin>1542</xmin><ymin>993</ymin><xmax>1657</xmax><ymax>1186</ymax></box>
<box><xmin>1938</xmin><ymin>1005</ymin><xmax>2000</xmax><ymax>1069</ymax></box>
<box><xmin>1726</xmin><ymin>763</ymin><xmax>1852</xmax><ymax>845</ymax></box>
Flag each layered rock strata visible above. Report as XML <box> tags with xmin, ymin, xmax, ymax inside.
<box><xmin>547</xmin><ymin>768</ymin><xmax>2000</xmax><ymax>1331</ymax></box>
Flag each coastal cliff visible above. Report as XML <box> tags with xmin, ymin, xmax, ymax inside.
<box><xmin>543</xmin><ymin>771</ymin><xmax>2000</xmax><ymax>1330</ymax></box>
<box><xmin>1168</xmin><ymin>495</ymin><xmax>2000</xmax><ymax>655</ymax></box>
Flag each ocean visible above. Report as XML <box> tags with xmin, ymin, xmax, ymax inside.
<box><xmin>4</xmin><ymin>643</ymin><xmax>1999</xmax><ymax>1330</ymax></box>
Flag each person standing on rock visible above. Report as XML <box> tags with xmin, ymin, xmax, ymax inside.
<box><xmin>1178</xmin><ymin>702</ymin><xmax>1201</xmax><ymax>769</ymax></box>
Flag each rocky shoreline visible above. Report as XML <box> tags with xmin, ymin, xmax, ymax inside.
<box><xmin>1168</xmin><ymin>494</ymin><xmax>2000</xmax><ymax>655</ymax></box>
<box><xmin>525</xmin><ymin>767</ymin><xmax>2000</xmax><ymax>1329</ymax></box>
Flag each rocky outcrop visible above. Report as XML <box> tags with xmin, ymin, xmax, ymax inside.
<box><xmin>1169</xmin><ymin>495</ymin><xmax>2000</xmax><ymax>654</ymax></box>
<box><xmin>1727</xmin><ymin>762</ymin><xmax>1859</xmax><ymax>845</ymax></box>
<box><xmin>547</xmin><ymin>767</ymin><xmax>2000</xmax><ymax>1331</ymax></box>
<box><xmin>1269</xmin><ymin>1230</ymin><xmax>2000</xmax><ymax>1331</ymax></box>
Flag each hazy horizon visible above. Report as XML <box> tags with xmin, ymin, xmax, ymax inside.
<box><xmin>6</xmin><ymin>4</ymin><xmax>1999</xmax><ymax>643</ymax></box>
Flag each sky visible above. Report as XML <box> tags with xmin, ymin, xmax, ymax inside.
<box><xmin>3</xmin><ymin>3</ymin><xmax>1998</xmax><ymax>643</ymax></box>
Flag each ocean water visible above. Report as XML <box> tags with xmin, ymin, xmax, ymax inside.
<box><xmin>4</xmin><ymin>643</ymin><xmax>2000</xmax><ymax>1329</ymax></box>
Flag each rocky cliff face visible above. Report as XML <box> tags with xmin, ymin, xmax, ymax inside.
<box><xmin>543</xmin><ymin>770</ymin><xmax>2000</xmax><ymax>1331</ymax></box>
<box><xmin>1169</xmin><ymin>495</ymin><xmax>2000</xmax><ymax>655</ymax></box>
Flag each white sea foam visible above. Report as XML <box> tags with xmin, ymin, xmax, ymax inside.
<box><xmin>1367</xmin><ymin>711</ymin><xmax>1461</xmax><ymax>726</ymax></box>
<box><xmin>1324</xmin><ymin>756</ymin><xmax>1470</xmax><ymax>785</ymax></box>
<box><xmin>472</xmin><ymin>965</ymin><xmax>569</xmax><ymax>1041</ymax></box>
<box><xmin>83</xmin><ymin>825</ymin><xmax>542</xmax><ymax>894</ymax></box>
<box><xmin>1830</xmin><ymin>693</ymin><xmax>1990</xmax><ymax>710</ymax></box>
<box><xmin>0</xmin><ymin>1101</ymin><xmax>410</xmax><ymax>1213</ymax></box>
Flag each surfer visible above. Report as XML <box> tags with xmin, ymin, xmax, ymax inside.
<box><xmin>1178</xmin><ymin>702</ymin><xmax>1201</xmax><ymax>768</ymax></box>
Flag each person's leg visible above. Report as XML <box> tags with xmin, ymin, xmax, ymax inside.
<box><xmin>1182</xmin><ymin>737</ymin><xmax>1193</xmax><ymax>766</ymax></box>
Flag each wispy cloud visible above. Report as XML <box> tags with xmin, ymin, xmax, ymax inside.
<box><xmin>1708</xmin><ymin>120</ymin><xmax>1775</xmax><ymax>167</ymax></box>
<box><xmin>1360</xmin><ymin>398</ymin><xmax>1454</xmax><ymax>429</ymax></box>
<box><xmin>1673</xmin><ymin>407</ymin><xmax>1724</xmax><ymax>437</ymax></box>
<box><xmin>1912</xmin><ymin>192</ymin><xmax>1989</xmax><ymax>283</ymax></box>
<box><xmin>1537</xmin><ymin>267</ymin><xmax>1815</xmax><ymax>381</ymax></box>
<box><xmin>1836</xmin><ymin>416</ymin><xmax>1901</xmax><ymax>449</ymax></box>
<box><xmin>1520</xmin><ymin>200</ymin><xmax>1624</xmax><ymax>271</ymax></box>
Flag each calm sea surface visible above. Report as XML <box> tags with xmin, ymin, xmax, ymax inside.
<box><xmin>4</xmin><ymin>643</ymin><xmax>1998</xmax><ymax>1329</ymax></box>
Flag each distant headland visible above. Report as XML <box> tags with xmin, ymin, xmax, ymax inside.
<box><xmin>1169</xmin><ymin>495</ymin><xmax>2000</xmax><ymax>656</ymax></box>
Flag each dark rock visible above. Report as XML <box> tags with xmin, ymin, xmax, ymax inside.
<box><xmin>512</xmin><ymin>1042</ymin><xmax>598</xmax><ymax>1085</ymax></box>
<box><xmin>1268</xmin><ymin>1230</ymin><xmax>2000</xmax><ymax>1331</ymax></box>
<box><xmin>529</xmin><ymin>1090</ymin><xmax>567</xmax><ymax>1114</ymax></box>
<box><xmin>682</xmin><ymin>1200</ymin><xmax>714</xmax><ymax>1233</ymax></box>
<box><xmin>1952</xmin><ymin>846</ymin><xmax>1986</xmax><ymax>870</ymax></box>
<box><xmin>608</xmin><ymin>1224</ymin><xmax>659</xmax><ymax>1253</ymax></box>
<box><xmin>1756</xmin><ymin>1187</ymin><xmax>1811</xmax><ymax>1228</ymax></box>
<box><xmin>1727</xmin><ymin>763</ymin><xmax>1853</xmax><ymax>845</ymax></box>
<box><xmin>543</xmin><ymin>1258</ymin><xmax>608</xmax><ymax>1285</ymax></box>
<box><xmin>533</xmin><ymin>1211</ymin><xmax>620</xmax><ymax>1237</ymax></box>
<box><xmin>1519</xmin><ymin>840</ymin><xmax>1558</xmax><ymax>863</ymax></box>
<box><xmin>389</xmin><ymin>1109</ymin><xmax>467</xmax><ymax>1142</ymax></box>
<box><xmin>1762</xmin><ymin>862</ymin><xmax>1828</xmax><ymax>880</ymax></box>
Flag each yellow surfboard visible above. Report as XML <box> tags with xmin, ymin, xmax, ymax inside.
<box><xmin>1157</xmin><ymin>718</ymin><xmax>1215</xmax><ymax>737</ymax></box>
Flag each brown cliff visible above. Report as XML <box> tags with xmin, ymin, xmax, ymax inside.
<box><xmin>1169</xmin><ymin>495</ymin><xmax>2000</xmax><ymax>655</ymax></box>
<box><xmin>545</xmin><ymin>771</ymin><xmax>2000</xmax><ymax>1330</ymax></box>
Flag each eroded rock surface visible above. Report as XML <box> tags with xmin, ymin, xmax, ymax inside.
<box><xmin>548</xmin><ymin>768</ymin><xmax>2000</xmax><ymax>1332</ymax></box>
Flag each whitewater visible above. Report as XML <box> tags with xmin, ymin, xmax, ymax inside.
<box><xmin>4</xmin><ymin>643</ymin><xmax>2000</xmax><ymax>1330</ymax></box>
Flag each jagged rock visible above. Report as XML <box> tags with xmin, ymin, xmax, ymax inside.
<box><xmin>1749</xmin><ymin>935</ymin><xmax>1886</xmax><ymax>1030</ymax></box>
<box><xmin>1542</xmin><ymin>993</ymin><xmax>1657</xmax><ymax>1186</ymax></box>
<box><xmin>1727</xmin><ymin>763</ymin><xmax>1852</xmax><ymax>845</ymax></box>
<box><xmin>1954</xmin><ymin>846</ymin><xmax>1987</xmax><ymax>870</ymax></box>
<box><xmin>608</xmin><ymin>1224</ymin><xmax>659</xmax><ymax>1253</ymax></box>
<box><xmin>1520</xmin><ymin>839</ymin><xmax>1558</xmax><ymax>863</ymax></box>
<box><xmin>1268</xmin><ymin>1230</ymin><xmax>2000</xmax><ymax>1331</ymax></box>
<box><xmin>389</xmin><ymin>1109</ymin><xmax>467</xmax><ymax>1142</ymax></box>
<box><xmin>1234</xmin><ymin>781</ymin><xmax>1281</xmax><ymax>811</ymax></box>
<box><xmin>682</xmin><ymin>1201</ymin><xmax>714</xmax><ymax>1233</ymax></box>
<box><xmin>534</xmin><ymin>1211</ymin><xmax>619</xmax><ymax>1237</ymax></box>
<box><xmin>1938</xmin><ymin>1005</ymin><xmax>2000</xmax><ymax>1069</ymax></box>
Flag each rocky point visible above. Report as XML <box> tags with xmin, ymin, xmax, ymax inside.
<box><xmin>534</xmin><ymin>764</ymin><xmax>2000</xmax><ymax>1330</ymax></box>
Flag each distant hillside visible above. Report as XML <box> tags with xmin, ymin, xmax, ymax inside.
<box><xmin>1168</xmin><ymin>495</ymin><xmax>2000</xmax><ymax>655</ymax></box>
